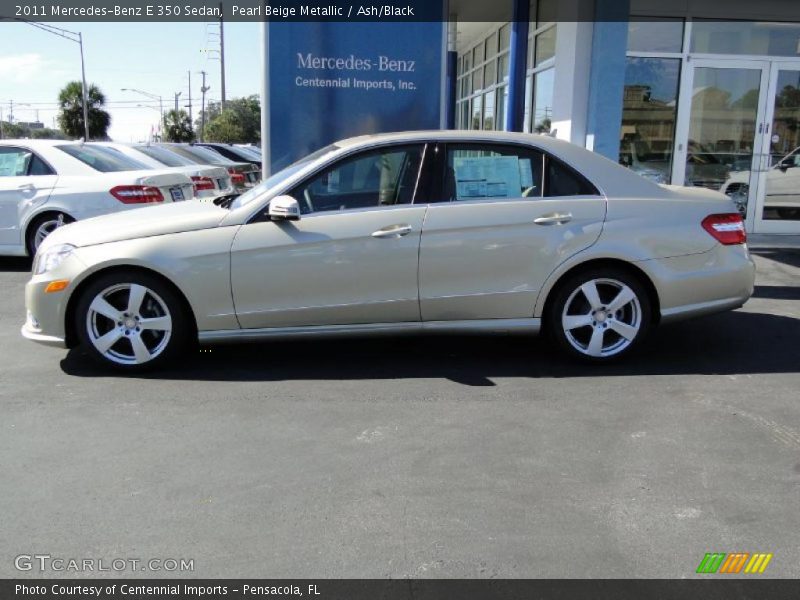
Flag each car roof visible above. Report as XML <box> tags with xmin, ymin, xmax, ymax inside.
<box><xmin>0</xmin><ymin>139</ymin><xmax>74</xmax><ymax>147</ymax></box>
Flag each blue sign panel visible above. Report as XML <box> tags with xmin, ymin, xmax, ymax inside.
<box><xmin>267</xmin><ymin>20</ymin><xmax>444</xmax><ymax>171</ymax></box>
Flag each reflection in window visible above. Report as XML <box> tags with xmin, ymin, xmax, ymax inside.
<box><xmin>619</xmin><ymin>58</ymin><xmax>680</xmax><ymax>184</ymax></box>
<box><xmin>691</xmin><ymin>20</ymin><xmax>800</xmax><ymax>57</ymax></box>
<box><xmin>483</xmin><ymin>91</ymin><xmax>496</xmax><ymax>130</ymax></box>
<box><xmin>627</xmin><ymin>18</ymin><xmax>684</xmax><ymax>53</ymax></box>
<box><xmin>532</xmin><ymin>68</ymin><xmax>554</xmax><ymax>133</ymax></box>
<box><xmin>471</xmin><ymin>95</ymin><xmax>483</xmax><ymax>130</ymax></box>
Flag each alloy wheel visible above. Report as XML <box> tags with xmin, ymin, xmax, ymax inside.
<box><xmin>561</xmin><ymin>278</ymin><xmax>642</xmax><ymax>358</ymax></box>
<box><xmin>85</xmin><ymin>283</ymin><xmax>173</xmax><ymax>365</ymax></box>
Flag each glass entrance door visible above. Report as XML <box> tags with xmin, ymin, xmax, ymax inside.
<box><xmin>754</xmin><ymin>63</ymin><xmax>800</xmax><ymax>233</ymax></box>
<box><xmin>673</xmin><ymin>59</ymin><xmax>770</xmax><ymax>231</ymax></box>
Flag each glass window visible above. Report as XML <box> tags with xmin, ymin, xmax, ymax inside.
<box><xmin>444</xmin><ymin>143</ymin><xmax>545</xmax><ymax>201</ymax></box>
<box><xmin>691</xmin><ymin>20</ymin><xmax>800</xmax><ymax>57</ymax></box>
<box><xmin>473</xmin><ymin>43</ymin><xmax>485</xmax><ymax>66</ymax></box>
<box><xmin>523</xmin><ymin>75</ymin><xmax>533</xmax><ymax>133</ymax></box>
<box><xmin>471</xmin><ymin>95</ymin><xmax>483</xmax><ymax>130</ymax></box>
<box><xmin>161</xmin><ymin>144</ymin><xmax>237</xmax><ymax>165</ymax></box>
<box><xmin>544</xmin><ymin>157</ymin><xmax>598</xmax><ymax>197</ymax></box>
<box><xmin>289</xmin><ymin>145</ymin><xmax>424</xmax><ymax>213</ymax></box>
<box><xmin>498</xmin><ymin>53</ymin><xmax>510</xmax><ymax>83</ymax></box>
<box><xmin>496</xmin><ymin>86</ymin><xmax>508</xmax><ymax>131</ymax></box>
<box><xmin>485</xmin><ymin>31</ymin><xmax>498</xmax><ymax>59</ymax></box>
<box><xmin>534</xmin><ymin>25</ymin><xmax>557</xmax><ymax>66</ymax></box>
<box><xmin>627</xmin><ymin>19</ymin><xmax>684</xmax><ymax>53</ymax></box>
<box><xmin>499</xmin><ymin>24</ymin><xmax>511</xmax><ymax>50</ymax></box>
<box><xmin>28</xmin><ymin>154</ymin><xmax>54</xmax><ymax>176</ymax></box>
<box><xmin>133</xmin><ymin>144</ymin><xmax>195</xmax><ymax>167</ymax></box>
<box><xmin>57</xmin><ymin>144</ymin><xmax>150</xmax><ymax>172</ymax></box>
<box><xmin>532</xmin><ymin>68</ymin><xmax>554</xmax><ymax>133</ymax></box>
<box><xmin>472</xmin><ymin>68</ymin><xmax>484</xmax><ymax>93</ymax></box>
<box><xmin>457</xmin><ymin>56</ymin><xmax>463</xmax><ymax>76</ymax></box>
<box><xmin>483</xmin><ymin>91</ymin><xmax>496</xmax><ymax>130</ymax></box>
<box><xmin>619</xmin><ymin>57</ymin><xmax>681</xmax><ymax>184</ymax></box>
<box><xmin>464</xmin><ymin>52</ymin><xmax>472</xmax><ymax>73</ymax></box>
<box><xmin>0</xmin><ymin>147</ymin><xmax>32</xmax><ymax>177</ymax></box>
<box><xmin>484</xmin><ymin>61</ymin><xmax>497</xmax><ymax>87</ymax></box>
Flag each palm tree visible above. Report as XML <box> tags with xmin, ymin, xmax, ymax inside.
<box><xmin>57</xmin><ymin>81</ymin><xmax>111</xmax><ymax>140</ymax></box>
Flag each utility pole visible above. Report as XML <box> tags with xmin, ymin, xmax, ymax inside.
<box><xmin>219</xmin><ymin>2</ymin><xmax>226</xmax><ymax>108</ymax></box>
<box><xmin>187</xmin><ymin>71</ymin><xmax>193</xmax><ymax>125</ymax></box>
<box><xmin>199</xmin><ymin>71</ymin><xmax>210</xmax><ymax>142</ymax></box>
<box><xmin>78</xmin><ymin>32</ymin><xmax>90</xmax><ymax>140</ymax></box>
<box><xmin>174</xmin><ymin>92</ymin><xmax>181</xmax><ymax>112</ymax></box>
<box><xmin>8</xmin><ymin>100</ymin><xmax>13</xmax><ymax>124</ymax></box>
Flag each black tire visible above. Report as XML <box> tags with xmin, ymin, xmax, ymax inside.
<box><xmin>26</xmin><ymin>212</ymin><xmax>74</xmax><ymax>256</ymax></box>
<box><xmin>75</xmin><ymin>270</ymin><xmax>190</xmax><ymax>372</ymax></box>
<box><xmin>547</xmin><ymin>267</ymin><xmax>652</xmax><ymax>363</ymax></box>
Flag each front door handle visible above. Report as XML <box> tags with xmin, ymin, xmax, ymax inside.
<box><xmin>372</xmin><ymin>224</ymin><xmax>412</xmax><ymax>238</ymax></box>
<box><xmin>534</xmin><ymin>212</ymin><xmax>573</xmax><ymax>225</ymax></box>
<box><xmin>18</xmin><ymin>183</ymin><xmax>36</xmax><ymax>193</ymax></box>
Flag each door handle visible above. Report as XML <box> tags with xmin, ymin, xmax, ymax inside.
<box><xmin>534</xmin><ymin>212</ymin><xmax>573</xmax><ymax>225</ymax></box>
<box><xmin>18</xmin><ymin>183</ymin><xmax>36</xmax><ymax>193</ymax></box>
<box><xmin>372</xmin><ymin>224</ymin><xmax>412</xmax><ymax>238</ymax></box>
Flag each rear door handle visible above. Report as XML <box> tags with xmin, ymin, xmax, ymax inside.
<box><xmin>534</xmin><ymin>212</ymin><xmax>573</xmax><ymax>225</ymax></box>
<box><xmin>18</xmin><ymin>183</ymin><xmax>36</xmax><ymax>193</ymax></box>
<box><xmin>372</xmin><ymin>224</ymin><xmax>412</xmax><ymax>238</ymax></box>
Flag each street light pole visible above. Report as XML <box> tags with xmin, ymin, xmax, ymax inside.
<box><xmin>219</xmin><ymin>2</ymin><xmax>226</xmax><ymax>108</ymax></box>
<box><xmin>174</xmin><ymin>92</ymin><xmax>182</xmax><ymax>112</ymax></box>
<box><xmin>199</xmin><ymin>71</ymin><xmax>210</xmax><ymax>142</ymax></box>
<box><xmin>78</xmin><ymin>32</ymin><xmax>90</xmax><ymax>140</ymax></box>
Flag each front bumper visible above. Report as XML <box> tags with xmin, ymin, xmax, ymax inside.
<box><xmin>21</xmin><ymin>319</ymin><xmax>67</xmax><ymax>348</ymax></box>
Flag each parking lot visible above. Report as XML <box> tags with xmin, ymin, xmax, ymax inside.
<box><xmin>1</xmin><ymin>246</ymin><xmax>799</xmax><ymax>578</ymax></box>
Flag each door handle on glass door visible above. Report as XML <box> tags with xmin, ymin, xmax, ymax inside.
<box><xmin>534</xmin><ymin>213</ymin><xmax>572</xmax><ymax>225</ymax></box>
<box><xmin>372</xmin><ymin>224</ymin><xmax>412</xmax><ymax>238</ymax></box>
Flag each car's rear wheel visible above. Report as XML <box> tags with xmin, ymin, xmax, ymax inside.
<box><xmin>26</xmin><ymin>212</ymin><xmax>74</xmax><ymax>256</ymax></box>
<box><xmin>75</xmin><ymin>271</ymin><xmax>189</xmax><ymax>371</ymax></box>
<box><xmin>548</xmin><ymin>268</ymin><xmax>652</xmax><ymax>362</ymax></box>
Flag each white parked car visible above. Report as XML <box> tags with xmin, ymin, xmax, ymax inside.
<box><xmin>0</xmin><ymin>140</ymin><xmax>194</xmax><ymax>256</ymax></box>
<box><xmin>721</xmin><ymin>147</ymin><xmax>800</xmax><ymax>219</ymax></box>
<box><xmin>92</xmin><ymin>142</ymin><xmax>235</xmax><ymax>203</ymax></box>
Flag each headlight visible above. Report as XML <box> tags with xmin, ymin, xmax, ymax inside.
<box><xmin>34</xmin><ymin>244</ymin><xmax>76</xmax><ymax>275</ymax></box>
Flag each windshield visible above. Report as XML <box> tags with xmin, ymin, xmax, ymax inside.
<box><xmin>160</xmin><ymin>144</ymin><xmax>238</xmax><ymax>165</ymax></box>
<box><xmin>57</xmin><ymin>144</ymin><xmax>151</xmax><ymax>172</ymax></box>
<box><xmin>229</xmin><ymin>144</ymin><xmax>339</xmax><ymax>210</ymax></box>
<box><xmin>134</xmin><ymin>145</ymin><xmax>195</xmax><ymax>167</ymax></box>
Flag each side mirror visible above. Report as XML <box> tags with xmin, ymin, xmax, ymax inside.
<box><xmin>268</xmin><ymin>195</ymin><xmax>301</xmax><ymax>221</ymax></box>
<box><xmin>778</xmin><ymin>158</ymin><xmax>795</xmax><ymax>172</ymax></box>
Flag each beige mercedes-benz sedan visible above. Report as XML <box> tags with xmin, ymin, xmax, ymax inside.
<box><xmin>22</xmin><ymin>131</ymin><xmax>755</xmax><ymax>370</ymax></box>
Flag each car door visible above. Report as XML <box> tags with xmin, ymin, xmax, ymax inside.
<box><xmin>419</xmin><ymin>142</ymin><xmax>606</xmax><ymax>321</ymax></box>
<box><xmin>230</xmin><ymin>143</ymin><xmax>430</xmax><ymax>329</ymax></box>
<box><xmin>0</xmin><ymin>146</ymin><xmax>58</xmax><ymax>247</ymax></box>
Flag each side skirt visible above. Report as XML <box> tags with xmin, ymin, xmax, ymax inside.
<box><xmin>198</xmin><ymin>318</ymin><xmax>541</xmax><ymax>344</ymax></box>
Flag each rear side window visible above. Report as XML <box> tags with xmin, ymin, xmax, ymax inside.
<box><xmin>545</xmin><ymin>155</ymin><xmax>598</xmax><ymax>197</ymax></box>
<box><xmin>0</xmin><ymin>147</ymin><xmax>55</xmax><ymax>176</ymax></box>
<box><xmin>57</xmin><ymin>144</ymin><xmax>149</xmax><ymax>172</ymax></box>
<box><xmin>134</xmin><ymin>145</ymin><xmax>195</xmax><ymax>167</ymax></box>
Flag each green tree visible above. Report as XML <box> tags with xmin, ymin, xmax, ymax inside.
<box><xmin>57</xmin><ymin>81</ymin><xmax>111</xmax><ymax>139</ymax></box>
<box><xmin>203</xmin><ymin>108</ymin><xmax>246</xmax><ymax>143</ymax></box>
<box><xmin>162</xmin><ymin>109</ymin><xmax>194</xmax><ymax>142</ymax></box>
<box><xmin>197</xmin><ymin>95</ymin><xmax>260</xmax><ymax>143</ymax></box>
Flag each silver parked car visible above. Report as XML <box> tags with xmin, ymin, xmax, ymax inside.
<box><xmin>22</xmin><ymin>131</ymin><xmax>755</xmax><ymax>370</ymax></box>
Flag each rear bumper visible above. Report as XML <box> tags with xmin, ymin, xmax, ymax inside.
<box><xmin>642</xmin><ymin>244</ymin><xmax>756</xmax><ymax>323</ymax></box>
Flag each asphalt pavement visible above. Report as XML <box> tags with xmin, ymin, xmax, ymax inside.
<box><xmin>1</xmin><ymin>247</ymin><xmax>798</xmax><ymax>578</ymax></box>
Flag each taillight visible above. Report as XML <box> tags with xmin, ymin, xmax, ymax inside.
<box><xmin>702</xmin><ymin>213</ymin><xmax>746</xmax><ymax>245</ymax></box>
<box><xmin>110</xmin><ymin>185</ymin><xmax>164</xmax><ymax>204</ymax></box>
<box><xmin>191</xmin><ymin>176</ymin><xmax>215</xmax><ymax>192</ymax></box>
<box><xmin>228</xmin><ymin>168</ymin><xmax>245</xmax><ymax>186</ymax></box>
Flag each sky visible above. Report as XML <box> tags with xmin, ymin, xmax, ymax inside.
<box><xmin>0</xmin><ymin>20</ymin><xmax>260</xmax><ymax>141</ymax></box>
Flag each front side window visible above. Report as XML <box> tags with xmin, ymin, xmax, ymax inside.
<box><xmin>443</xmin><ymin>143</ymin><xmax>597</xmax><ymax>201</ymax></box>
<box><xmin>290</xmin><ymin>145</ymin><xmax>425</xmax><ymax>214</ymax></box>
<box><xmin>57</xmin><ymin>144</ymin><xmax>149</xmax><ymax>172</ymax></box>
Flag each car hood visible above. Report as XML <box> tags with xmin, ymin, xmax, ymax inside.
<box><xmin>40</xmin><ymin>200</ymin><xmax>229</xmax><ymax>251</ymax></box>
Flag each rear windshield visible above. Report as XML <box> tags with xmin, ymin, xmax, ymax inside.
<box><xmin>163</xmin><ymin>144</ymin><xmax>237</xmax><ymax>165</ymax></box>
<box><xmin>57</xmin><ymin>144</ymin><xmax>149</xmax><ymax>172</ymax></box>
<box><xmin>133</xmin><ymin>145</ymin><xmax>195</xmax><ymax>167</ymax></box>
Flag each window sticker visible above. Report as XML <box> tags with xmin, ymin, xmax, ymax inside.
<box><xmin>0</xmin><ymin>152</ymin><xmax>28</xmax><ymax>177</ymax></box>
<box><xmin>519</xmin><ymin>158</ymin><xmax>534</xmax><ymax>189</ymax></box>
<box><xmin>453</xmin><ymin>156</ymin><xmax>522</xmax><ymax>200</ymax></box>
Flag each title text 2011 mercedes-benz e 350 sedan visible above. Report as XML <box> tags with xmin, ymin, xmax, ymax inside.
<box><xmin>22</xmin><ymin>131</ymin><xmax>755</xmax><ymax>370</ymax></box>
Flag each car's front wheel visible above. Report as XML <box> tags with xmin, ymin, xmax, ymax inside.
<box><xmin>548</xmin><ymin>268</ymin><xmax>652</xmax><ymax>362</ymax></box>
<box><xmin>75</xmin><ymin>271</ymin><xmax>190</xmax><ymax>371</ymax></box>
